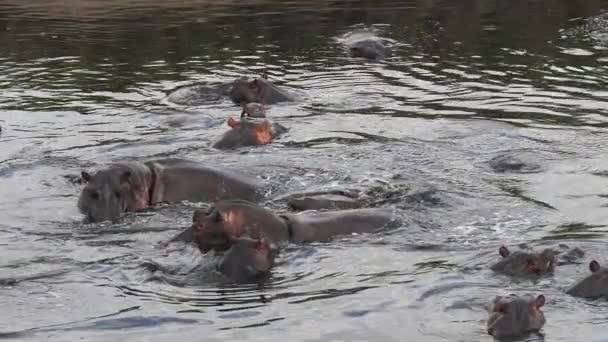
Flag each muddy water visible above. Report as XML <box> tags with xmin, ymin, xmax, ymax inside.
<box><xmin>2</xmin><ymin>1</ymin><xmax>608</xmax><ymax>341</ymax></box>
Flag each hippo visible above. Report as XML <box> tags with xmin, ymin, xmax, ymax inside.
<box><xmin>343</xmin><ymin>31</ymin><xmax>392</xmax><ymax>60</ymax></box>
<box><xmin>566</xmin><ymin>260</ymin><xmax>608</xmax><ymax>299</ymax></box>
<box><xmin>77</xmin><ymin>159</ymin><xmax>263</xmax><ymax>223</ymax></box>
<box><xmin>487</xmin><ymin>294</ymin><xmax>546</xmax><ymax>339</ymax></box>
<box><xmin>490</xmin><ymin>246</ymin><xmax>557</xmax><ymax>277</ymax></box>
<box><xmin>217</xmin><ymin>237</ymin><xmax>277</xmax><ymax>283</ymax></box>
<box><xmin>171</xmin><ymin>200</ymin><xmax>400</xmax><ymax>251</ymax></box>
<box><xmin>212</xmin><ymin>117</ymin><xmax>288</xmax><ymax>150</ymax></box>
<box><xmin>241</xmin><ymin>102</ymin><xmax>266</xmax><ymax>118</ymax></box>
<box><xmin>228</xmin><ymin>77</ymin><xmax>297</xmax><ymax>105</ymax></box>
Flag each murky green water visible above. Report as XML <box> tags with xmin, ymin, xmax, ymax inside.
<box><xmin>2</xmin><ymin>1</ymin><xmax>608</xmax><ymax>341</ymax></box>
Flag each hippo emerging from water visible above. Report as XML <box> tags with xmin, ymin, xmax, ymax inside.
<box><xmin>228</xmin><ymin>77</ymin><xmax>297</xmax><ymax>105</ymax></box>
<box><xmin>487</xmin><ymin>294</ymin><xmax>546</xmax><ymax>339</ymax></box>
<box><xmin>566</xmin><ymin>260</ymin><xmax>608</xmax><ymax>299</ymax></box>
<box><xmin>490</xmin><ymin>246</ymin><xmax>557</xmax><ymax>277</ymax></box>
<box><xmin>217</xmin><ymin>237</ymin><xmax>277</xmax><ymax>282</ymax></box>
<box><xmin>170</xmin><ymin>200</ymin><xmax>401</xmax><ymax>251</ymax></box>
<box><xmin>78</xmin><ymin>159</ymin><xmax>263</xmax><ymax>223</ymax></box>
<box><xmin>342</xmin><ymin>31</ymin><xmax>392</xmax><ymax>60</ymax></box>
<box><xmin>212</xmin><ymin>117</ymin><xmax>288</xmax><ymax>150</ymax></box>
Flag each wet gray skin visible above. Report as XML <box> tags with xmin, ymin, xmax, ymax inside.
<box><xmin>349</xmin><ymin>39</ymin><xmax>390</xmax><ymax>60</ymax></box>
<box><xmin>170</xmin><ymin>200</ymin><xmax>401</xmax><ymax>251</ymax></box>
<box><xmin>77</xmin><ymin>159</ymin><xmax>263</xmax><ymax>223</ymax></box>
<box><xmin>217</xmin><ymin>237</ymin><xmax>277</xmax><ymax>283</ymax></box>
<box><xmin>566</xmin><ymin>260</ymin><xmax>608</xmax><ymax>299</ymax></box>
<box><xmin>212</xmin><ymin>117</ymin><xmax>288</xmax><ymax>150</ymax></box>
<box><xmin>490</xmin><ymin>246</ymin><xmax>557</xmax><ymax>277</ymax></box>
<box><xmin>241</xmin><ymin>102</ymin><xmax>266</xmax><ymax>118</ymax></box>
<box><xmin>227</xmin><ymin>77</ymin><xmax>297</xmax><ymax>105</ymax></box>
<box><xmin>487</xmin><ymin>294</ymin><xmax>546</xmax><ymax>339</ymax></box>
<box><xmin>287</xmin><ymin>193</ymin><xmax>361</xmax><ymax>211</ymax></box>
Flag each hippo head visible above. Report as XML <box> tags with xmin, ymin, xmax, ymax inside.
<box><xmin>348</xmin><ymin>40</ymin><xmax>388</xmax><ymax>60</ymax></box>
<box><xmin>212</xmin><ymin>117</ymin><xmax>288</xmax><ymax>150</ymax></box>
<box><xmin>241</xmin><ymin>102</ymin><xmax>266</xmax><ymax>118</ymax></box>
<box><xmin>487</xmin><ymin>294</ymin><xmax>546</xmax><ymax>339</ymax></box>
<box><xmin>77</xmin><ymin>163</ymin><xmax>151</xmax><ymax>223</ymax></box>
<box><xmin>191</xmin><ymin>200</ymin><xmax>288</xmax><ymax>252</ymax></box>
<box><xmin>492</xmin><ymin>246</ymin><xmax>556</xmax><ymax>276</ymax></box>
<box><xmin>229</xmin><ymin>78</ymin><xmax>269</xmax><ymax>104</ymax></box>
<box><xmin>218</xmin><ymin>237</ymin><xmax>277</xmax><ymax>282</ymax></box>
<box><xmin>566</xmin><ymin>260</ymin><xmax>608</xmax><ymax>299</ymax></box>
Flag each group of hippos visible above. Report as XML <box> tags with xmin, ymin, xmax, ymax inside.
<box><xmin>3</xmin><ymin>31</ymin><xmax>604</xmax><ymax>340</ymax></box>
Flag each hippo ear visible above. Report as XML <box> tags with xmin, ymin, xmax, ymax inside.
<box><xmin>533</xmin><ymin>295</ymin><xmax>545</xmax><ymax>308</ymax></box>
<box><xmin>227</xmin><ymin>117</ymin><xmax>240</xmax><ymax>129</ymax></box>
<box><xmin>81</xmin><ymin>171</ymin><xmax>92</xmax><ymax>183</ymax></box>
<box><xmin>590</xmin><ymin>260</ymin><xmax>600</xmax><ymax>273</ymax></box>
<box><xmin>499</xmin><ymin>246</ymin><xmax>510</xmax><ymax>258</ymax></box>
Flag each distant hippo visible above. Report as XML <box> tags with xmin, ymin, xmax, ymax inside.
<box><xmin>490</xmin><ymin>246</ymin><xmax>557</xmax><ymax>277</ymax></box>
<box><xmin>212</xmin><ymin>117</ymin><xmax>288</xmax><ymax>150</ymax></box>
<box><xmin>487</xmin><ymin>294</ymin><xmax>546</xmax><ymax>338</ymax></box>
<box><xmin>241</xmin><ymin>102</ymin><xmax>266</xmax><ymax>118</ymax></box>
<box><xmin>228</xmin><ymin>77</ymin><xmax>297</xmax><ymax>105</ymax></box>
<box><xmin>172</xmin><ymin>200</ymin><xmax>400</xmax><ymax>251</ymax></box>
<box><xmin>343</xmin><ymin>31</ymin><xmax>392</xmax><ymax>60</ymax></box>
<box><xmin>217</xmin><ymin>237</ymin><xmax>277</xmax><ymax>282</ymax></box>
<box><xmin>566</xmin><ymin>260</ymin><xmax>608</xmax><ymax>299</ymax></box>
<box><xmin>78</xmin><ymin>159</ymin><xmax>263</xmax><ymax>223</ymax></box>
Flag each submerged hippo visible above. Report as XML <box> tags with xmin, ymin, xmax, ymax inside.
<box><xmin>78</xmin><ymin>159</ymin><xmax>263</xmax><ymax>223</ymax></box>
<box><xmin>241</xmin><ymin>102</ymin><xmax>266</xmax><ymax>118</ymax></box>
<box><xmin>343</xmin><ymin>31</ymin><xmax>392</xmax><ymax>60</ymax></box>
<box><xmin>490</xmin><ymin>246</ymin><xmax>557</xmax><ymax>277</ymax></box>
<box><xmin>487</xmin><ymin>294</ymin><xmax>546</xmax><ymax>339</ymax></box>
<box><xmin>228</xmin><ymin>77</ymin><xmax>296</xmax><ymax>105</ymax></box>
<box><xmin>566</xmin><ymin>260</ymin><xmax>608</xmax><ymax>299</ymax></box>
<box><xmin>212</xmin><ymin>117</ymin><xmax>288</xmax><ymax>150</ymax></box>
<box><xmin>172</xmin><ymin>200</ymin><xmax>400</xmax><ymax>251</ymax></box>
<box><xmin>217</xmin><ymin>237</ymin><xmax>277</xmax><ymax>282</ymax></box>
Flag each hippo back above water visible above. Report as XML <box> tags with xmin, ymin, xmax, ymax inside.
<box><xmin>77</xmin><ymin>159</ymin><xmax>263</xmax><ymax>223</ymax></box>
<box><xmin>227</xmin><ymin>77</ymin><xmax>298</xmax><ymax>105</ymax></box>
<box><xmin>341</xmin><ymin>31</ymin><xmax>392</xmax><ymax>60</ymax></box>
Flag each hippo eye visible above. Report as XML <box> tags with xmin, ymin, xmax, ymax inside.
<box><xmin>114</xmin><ymin>191</ymin><xmax>121</xmax><ymax>199</ymax></box>
<box><xmin>496</xmin><ymin>305</ymin><xmax>509</xmax><ymax>314</ymax></box>
<box><xmin>90</xmin><ymin>191</ymin><xmax>100</xmax><ymax>200</ymax></box>
<box><xmin>211</xmin><ymin>210</ymin><xmax>222</xmax><ymax>223</ymax></box>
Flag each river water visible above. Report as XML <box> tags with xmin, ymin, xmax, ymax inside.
<box><xmin>2</xmin><ymin>1</ymin><xmax>608</xmax><ymax>341</ymax></box>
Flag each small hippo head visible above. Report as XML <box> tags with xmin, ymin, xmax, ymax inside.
<box><xmin>491</xmin><ymin>246</ymin><xmax>556</xmax><ymax>277</ymax></box>
<box><xmin>241</xmin><ymin>102</ymin><xmax>266</xmax><ymax>118</ymax></box>
<box><xmin>229</xmin><ymin>77</ymin><xmax>273</xmax><ymax>105</ymax></box>
<box><xmin>566</xmin><ymin>260</ymin><xmax>608</xmax><ymax>299</ymax></box>
<box><xmin>348</xmin><ymin>40</ymin><xmax>388</xmax><ymax>60</ymax></box>
<box><xmin>487</xmin><ymin>294</ymin><xmax>546</xmax><ymax>339</ymax></box>
<box><xmin>77</xmin><ymin>163</ymin><xmax>151</xmax><ymax>223</ymax></box>
<box><xmin>191</xmin><ymin>200</ymin><xmax>288</xmax><ymax>252</ymax></box>
<box><xmin>212</xmin><ymin>117</ymin><xmax>288</xmax><ymax>150</ymax></box>
<box><xmin>218</xmin><ymin>237</ymin><xmax>277</xmax><ymax>282</ymax></box>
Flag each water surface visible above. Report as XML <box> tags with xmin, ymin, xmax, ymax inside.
<box><xmin>2</xmin><ymin>1</ymin><xmax>608</xmax><ymax>341</ymax></box>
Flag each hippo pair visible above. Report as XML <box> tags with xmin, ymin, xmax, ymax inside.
<box><xmin>213</xmin><ymin>77</ymin><xmax>296</xmax><ymax>150</ymax></box>
<box><xmin>486</xmin><ymin>245</ymin><xmax>606</xmax><ymax>339</ymax></box>
<box><xmin>168</xmin><ymin>200</ymin><xmax>400</xmax><ymax>281</ymax></box>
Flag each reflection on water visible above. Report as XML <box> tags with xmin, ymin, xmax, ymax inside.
<box><xmin>2</xmin><ymin>0</ymin><xmax>608</xmax><ymax>341</ymax></box>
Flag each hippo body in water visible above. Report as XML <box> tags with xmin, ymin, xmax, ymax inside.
<box><xmin>567</xmin><ymin>260</ymin><xmax>608</xmax><ymax>299</ymax></box>
<box><xmin>78</xmin><ymin>159</ymin><xmax>263</xmax><ymax>223</ymax></box>
<box><xmin>228</xmin><ymin>77</ymin><xmax>297</xmax><ymax>105</ymax></box>
<box><xmin>212</xmin><ymin>117</ymin><xmax>288</xmax><ymax>150</ymax></box>
<box><xmin>490</xmin><ymin>246</ymin><xmax>557</xmax><ymax>277</ymax></box>
<box><xmin>487</xmin><ymin>294</ymin><xmax>546</xmax><ymax>339</ymax></box>
<box><xmin>172</xmin><ymin>200</ymin><xmax>400</xmax><ymax>251</ymax></box>
<box><xmin>342</xmin><ymin>31</ymin><xmax>392</xmax><ymax>60</ymax></box>
<box><xmin>241</xmin><ymin>102</ymin><xmax>266</xmax><ymax>118</ymax></box>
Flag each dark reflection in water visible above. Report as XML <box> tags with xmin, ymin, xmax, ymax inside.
<box><xmin>2</xmin><ymin>1</ymin><xmax>608</xmax><ymax>342</ymax></box>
